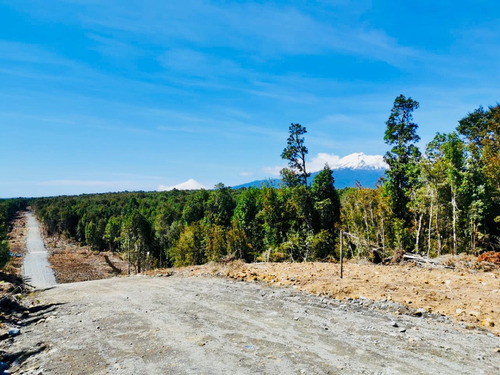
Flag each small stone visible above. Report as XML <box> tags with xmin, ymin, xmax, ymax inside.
<box><xmin>412</xmin><ymin>308</ymin><xmax>426</xmax><ymax>317</ymax></box>
<box><xmin>391</xmin><ymin>321</ymin><xmax>399</xmax><ymax>328</ymax></box>
<box><xmin>399</xmin><ymin>328</ymin><xmax>406</xmax><ymax>333</ymax></box>
<box><xmin>8</xmin><ymin>328</ymin><xmax>21</xmax><ymax>337</ymax></box>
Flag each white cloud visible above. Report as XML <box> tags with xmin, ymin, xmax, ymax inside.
<box><xmin>239</xmin><ymin>171</ymin><xmax>254</xmax><ymax>177</ymax></box>
<box><xmin>308</xmin><ymin>153</ymin><xmax>341</xmax><ymax>172</ymax></box>
<box><xmin>37</xmin><ymin>180</ymin><xmax>127</xmax><ymax>187</ymax></box>
<box><xmin>262</xmin><ymin>165</ymin><xmax>284</xmax><ymax>176</ymax></box>
<box><xmin>158</xmin><ymin>178</ymin><xmax>206</xmax><ymax>191</ymax></box>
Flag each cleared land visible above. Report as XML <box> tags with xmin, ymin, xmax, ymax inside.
<box><xmin>6</xmin><ymin>275</ymin><xmax>500</xmax><ymax>374</ymax></box>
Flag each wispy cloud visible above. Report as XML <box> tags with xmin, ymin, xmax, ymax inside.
<box><xmin>50</xmin><ymin>1</ymin><xmax>426</xmax><ymax>67</ymax></box>
<box><xmin>37</xmin><ymin>179</ymin><xmax>130</xmax><ymax>187</ymax></box>
<box><xmin>262</xmin><ymin>165</ymin><xmax>284</xmax><ymax>177</ymax></box>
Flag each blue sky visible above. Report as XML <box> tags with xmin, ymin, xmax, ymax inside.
<box><xmin>1</xmin><ymin>0</ymin><xmax>499</xmax><ymax>198</ymax></box>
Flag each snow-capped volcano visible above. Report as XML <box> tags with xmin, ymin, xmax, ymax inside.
<box><xmin>158</xmin><ymin>179</ymin><xmax>206</xmax><ymax>191</ymax></box>
<box><xmin>309</xmin><ymin>152</ymin><xmax>387</xmax><ymax>172</ymax></box>
<box><xmin>334</xmin><ymin>152</ymin><xmax>387</xmax><ymax>170</ymax></box>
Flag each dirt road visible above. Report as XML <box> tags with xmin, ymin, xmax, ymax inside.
<box><xmin>8</xmin><ymin>275</ymin><xmax>500</xmax><ymax>374</ymax></box>
<box><xmin>21</xmin><ymin>212</ymin><xmax>56</xmax><ymax>288</ymax></box>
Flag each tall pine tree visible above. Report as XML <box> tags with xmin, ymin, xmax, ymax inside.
<box><xmin>384</xmin><ymin>95</ymin><xmax>422</xmax><ymax>239</ymax></box>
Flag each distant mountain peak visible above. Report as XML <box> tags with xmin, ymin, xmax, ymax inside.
<box><xmin>334</xmin><ymin>152</ymin><xmax>387</xmax><ymax>170</ymax></box>
<box><xmin>158</xmin><ymin>179</ymin><xmax>206</xmax><ymax>191</ymax></box>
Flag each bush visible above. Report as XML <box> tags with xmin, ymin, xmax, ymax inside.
<box><xmin>0</xmin><ymin>240</ymin><xmax>10</xmax><ymax>269</ymax></box>
<box><xmin>311</xmin><ymin>230</ymin><xmax>335</xmax><ymax>260</ymax></box>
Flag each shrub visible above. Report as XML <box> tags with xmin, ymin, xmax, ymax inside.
<box><xmin>0</xmin><ymin>240</ymin><xmax>10</xmax><ymax>269</ymax></box>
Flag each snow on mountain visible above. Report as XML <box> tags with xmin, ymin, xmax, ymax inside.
<box><xmin>334</xmin><ymin>152</ymin><xmax>387</xmax><ymax>170</ymax></box>
<box><xmin>158</xmin><ymin>179</ymin><xmax>206</xmax><ymax>191</ymax></box>
<box><xmin>309</xmin><ymin>152</ymin><xmax>387</xmax><ymax>172</ymax></box>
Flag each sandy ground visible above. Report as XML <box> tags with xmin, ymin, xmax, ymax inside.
<box><xmin>21</xmin><ymin>212</ymin><xmax>56</xmax><ymax>288</ymax></box>
<box><xmin>6</xmin><ymin>275</ymin><xmax>500</xmax><ymax>375</ymax></box>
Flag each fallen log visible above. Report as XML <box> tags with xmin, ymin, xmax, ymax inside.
<box><xmin>402</xmin><ymin>253</ymin><xmax>454</xmax><ymax>269</ymax></box>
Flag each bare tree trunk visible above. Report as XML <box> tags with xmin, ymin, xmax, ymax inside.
<box><xmin>381</xmin><ymin>218</ymin><xmax>386</xmax><ymax>253</ymax></box>
<box><xmin>415</xmin><ymin>213</ymin><xmax>423</xmax><ymax>253</ymax></box>
<box><xmin>127</xmin><ymin>237</ymin><xmax>131</xmax><ymax>275</ymax></box>
<box><xmin>451</xmin><ymin>191</ymin><xmax>458</xmax><ymax>255</ymax></box>
<box><xmin>427</xmin><ymin>200</ymin><xmax>433</xmax><ymax>257</ymax></box>
<box><xmin>435</xmin><ymin>204</ymin><xmax>442</xmax><ymax>257</ymax></box>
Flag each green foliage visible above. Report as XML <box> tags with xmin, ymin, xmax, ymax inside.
<box><xmin>311</xmin><ymin>230</ymin><xmax>335</xmax><ymax>260</ymax></box>
<box><xmin>205</xmin><ymin>184</ymin><xmax>235</xmax><ymax>227</ymax></box>
<box><xmin>340</xmin><ymin>185</ymin><xmax>392</xmax><ymax>258</ymax></box>
<box><xmin>174</xmin><ymin>222</ymin><xmax>205</xmax><ymax>266</ymax></box>
<box><xmin>226</xmin><ymin>222</ymin><xmax>252</xmax><ymax>260</ymax></box>
<box><xmin>383</xmin><ymin>95</ymin><xmax>422</xmax><ymax>249</ymax></box>
<box><xmin>311</xmin><ymin>164</ymin><xmax>341</xmax><ymax>234</ymax></box>
<box><xmin>0</xmin><ymin>240</ymin><xmax>10</xmax><ymax>269</ymax></box>
<box><xmin>384</xmin><ymin>95</ymin><xmax>421</xmax><ymax>225</ymax></box>
<box><xmin>205</xmin><ymin>224</ymin><xmax>226</xmax><ymax>262</ymax></box>
<box><xmin>281</xmin><ymin>123</ymin><xmax>309</xmax><ymax>187</ymax></box>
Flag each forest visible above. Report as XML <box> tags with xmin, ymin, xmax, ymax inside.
<box><xmin>1</xmin><ymin>96</ymin><xmax>499</xmax><ymax>271</ymax></box>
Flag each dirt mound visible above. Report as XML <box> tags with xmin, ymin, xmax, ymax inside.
<box><xmin>478</xmin><ymin>251</ymin><xmax>500</xmax><ymax>265</ymax></box>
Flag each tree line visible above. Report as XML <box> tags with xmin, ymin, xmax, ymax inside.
<box><xmin>2</xmin><ymin>96</ymin><xmax>498</xmax><ymax>271</ymax></box>
<box><xmin>341</xmin><ymin>97</ymin><xmax>499</xmax><ymax>260</ymax></box>
<box><xmin>30</xmin><ymin>169</ymin><xmax>341</xmax><ymax>271</ymax></box>
<box><xmin>0</xmin><ymin>199</ymin><xmax>28</xmax><ymax>268</ymax></box>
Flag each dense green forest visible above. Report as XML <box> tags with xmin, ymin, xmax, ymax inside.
<box><xmin>4</xmin><ymin>97</ymin><xmax>500</xmax><ymax>271</ymax></box>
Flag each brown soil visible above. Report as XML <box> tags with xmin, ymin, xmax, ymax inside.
<box><xmin>162</xmin><ymin>259</ymin><xmax>500</xmax><ymax>336</ymax></box>
<box><xmin>479</xmin><ymin>251</ymin><xmax>500</xmax><ymax>264</ymax></box>
<box><xmin>5</xmin><ymin>212</ymin><xmax>28</xmax><ymax>276</ymax></box>
<box><xmin>43</xmin><ymin>235</ymin><xmax>128</xmax><ymax>283</ymax></box>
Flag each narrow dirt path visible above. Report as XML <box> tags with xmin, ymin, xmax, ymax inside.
<box><xmin>7</xmin><ymin>276</ymin><xmax>500</xmax><ymax>374</ymax></box>
<box><xmin>21</xmin><ymin>211</ymin><xmax>56</xmax><ymax>288</ymax></box>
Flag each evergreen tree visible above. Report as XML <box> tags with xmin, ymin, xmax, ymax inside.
<box><xmin>281</xmin><ymin>123</ymin><xmax>309</xmax><ymax>187</ymax></box>
<box><xmin>384</xmin><ymin>95</ymin><xmax>421</xmax><ymax>231</ymax></box>
<box><xmin>311</xmin><ymin>164</ymin><xmax>341</xmax><ymax>234</ymax></box>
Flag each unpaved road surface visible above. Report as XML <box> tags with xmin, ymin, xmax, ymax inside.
<box><xmin>8</xmin><ymin>275</ymin><xmax>500</xmax><ymax>374</ymax></box>
<box><xmin>21</xmin><ymin>212</ymin><xmax>56</xmax><ymax>288</ymax></box>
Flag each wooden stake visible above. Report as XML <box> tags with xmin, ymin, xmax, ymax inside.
<box><xmin>340</xmin><ymin>230</ymin><xmax>343</xmax><ymax>279</ymax></box>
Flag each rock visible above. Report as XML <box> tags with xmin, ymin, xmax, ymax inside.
<box><xmin>412</xmin><ymin>308</ymin><xmax>426</xmax><ymax>317</ymax></box>
<box><xmin>8</xmin><ymin>328</ymin><xmax>21</xmax><ymax>337</ymax></box>
<box><xmin>391</xmin><ymin>321</ymin><xmax>399</xmax><ymax>328</ymax></box>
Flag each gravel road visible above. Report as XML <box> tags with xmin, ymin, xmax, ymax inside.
<box><xmin>21</xmin><ymin>211</ymin><xmax>56</xmax><ymax>288</ymax></box>
<box><xmin>8</xmin><ymin>275</ymin><xmax>499</xmax><ymax>374</ymax></box>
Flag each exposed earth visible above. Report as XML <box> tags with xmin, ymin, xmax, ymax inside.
<box><xmin>1</xmin><ymin>211</ymin><xmax>499</xmax><ymax>374</ymax></box>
